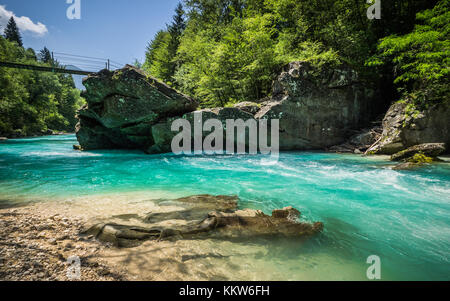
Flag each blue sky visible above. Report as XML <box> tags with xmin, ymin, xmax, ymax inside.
<box><xmin>0</xmin><ymin>0</ymin><xmax>181</xmax><ymax>69</ymax></box>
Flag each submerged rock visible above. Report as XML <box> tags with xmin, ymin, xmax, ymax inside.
<box><xmin>83</xmin><ymin>195</ymin><xmax>323</xmax><ymax>248</ymax></box>
<box><xmin>392</xmin><ymin>162</ymin><xmax>423</xmax><ymax>171</ymax></box>
<box><xmin>0</xmin><ymin>137</ymin><xmax>7</xmax><ymax>142</ymax></box>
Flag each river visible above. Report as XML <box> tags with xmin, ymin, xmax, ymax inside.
<box><xmin>0</xmin><ymin>135</ymin><xmax>449</xmax><ymax>280</ymax></box>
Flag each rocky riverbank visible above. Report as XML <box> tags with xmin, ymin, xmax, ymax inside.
<box><xmin>0</xmin><ymin>131</ymin><xmax>74</xmax><ymax>140</ymax></box>
<box><xmin>0</xmin><ymin>194</ymin><xmax>323</xmax><ymax>281</ymax></box>
<box><xmin>0</xmin><ymin>206</ymin><xmax>127</xmax><ymax>281</ymax></box>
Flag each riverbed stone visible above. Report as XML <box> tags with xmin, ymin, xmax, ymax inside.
<box><xmin>84</xmin><ymin>195</ymin><xmax>323</xmax><ymax>247</ymax></box>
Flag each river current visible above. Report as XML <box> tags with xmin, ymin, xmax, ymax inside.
<box><xmin>0</xmin><ymin>135</ymin><xmax>449</xmax><ymax>280</ymax></box>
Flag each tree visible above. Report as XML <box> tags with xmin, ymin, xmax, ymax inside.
<box><xmin>144</xmin><ymin>3</ymin><xmax>187</xmax><ymax>85</ymax></box>
<box><xmin>167</xmin><ymin>3</ymin><xmax>186</xmax><ymax>82</ymax></box>
<box><xmin>133</xmin><ymin>59</ymin><xmax>143</xmax><ymax>69</ymax></box>
<box><xmin>371</xmin><ymin>0</ymin><xmax>450</xmax><ymax>109</ymax></box>
<box><xmin>0</xmin><ymin>36</ymin><xmax>85</xmax><ymax>137</ymax></box>
<box><xmin>143</xmin><ymin>30</ymin><xmax>172</xmax><ymax>81</ymax></box>
<box><xmin>4</xmin><ymin>17</ymin><xmax>23</xmax><ymax>47</ymax></box>
<box><xmin>38</xmin><ymin>47</ymin><xmax>52</xmax><ymax>64</ymax></box>
<box><xmin>144</xmin><ymin>0</ymin><xmax>442</xmax><ymax>109</ymax></box>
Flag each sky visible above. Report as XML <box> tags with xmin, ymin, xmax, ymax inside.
<box><xmin>0</xmin><ymin>0</ymin><xmax>181</xmax><ymax>69</ymax></box>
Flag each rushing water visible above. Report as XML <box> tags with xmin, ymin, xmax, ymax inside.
<box><xmin>0</xmin><ymin>135</ymin><xmax>449</xmax><ymax>280</ymax></box>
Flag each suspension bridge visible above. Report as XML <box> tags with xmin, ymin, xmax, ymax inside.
<box><xmin>0</xmin><ymin>52</ymin><xmax>125</xmax><ymax>76</ymax></box>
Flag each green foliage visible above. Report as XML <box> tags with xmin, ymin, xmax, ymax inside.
<box><xmin>143</xmin><ymin>30</ymin><xmax>172</xmax><ymax>82</ymax></box>
<box><xmin>408</xmin><ymin>153</ymin><xmax>434</xmax><ymax>164</ymax></box>
<box><xmin>370</xmin><ymin>0</ymin><xmax>449</xmax><ymax>109</ymax></box>
<box><xmin>167</xmin><ymin>3</ymin><xmax>187</xmax><ymax>82</ymax></box>
<box><xmin>174</xmin><ymin>12</ymin><xmax>281</xmax><ymax>107</ymax></box>
<box><xmin>4</xmin><ymin>17</ymin><xmax>23</xmax><ymax>47</ymax></box>
<box><xmin>38</xmin><ymin>47</ymin><xmax>53</xmax><ymax>64</ymax></box>
<box><xmin>144</xmin><ymin>0</ymin><xmax>443</xmax><ymax>108</ymax></box>
<box><xmin>144</xmin><ymin>2</ymin><xmax>186</xmax><ymax>86</ymax></box>
<box><xmin>0</xmin><ymin>36</ymin><xmax>85</xmax><ymax>137</ymax></box>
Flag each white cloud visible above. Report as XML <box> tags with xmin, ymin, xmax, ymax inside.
<box><xmin>0</xmin><ymin>5</ymin><xmax>48</xmax><ymax>36</ymax></box>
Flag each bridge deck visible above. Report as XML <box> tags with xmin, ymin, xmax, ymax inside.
<box><xmin>0</xmin><ymin>61</ymin><xmax>93</xmax><ymax>76</ymax></box>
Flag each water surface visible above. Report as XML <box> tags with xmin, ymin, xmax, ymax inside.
<box><xmin>0</xmin><ymin>135</ymin><xmax>449</xmax><ymax>280</ymax></box>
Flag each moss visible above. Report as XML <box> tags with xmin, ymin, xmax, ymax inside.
<box><xmin>407</xmin><ymin>152</ymin><xmax>434</xmax><ymax>164</ymax></box>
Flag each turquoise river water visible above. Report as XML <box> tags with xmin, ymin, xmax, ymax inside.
<box><xmin>0</xmin><ymin>135</ymin><xmax>449</xmax><ymax>280</ymax></box>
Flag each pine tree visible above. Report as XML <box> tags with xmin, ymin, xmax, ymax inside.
<box><xmin>39</xmin><ymin>47</ymin><xmax>52</xmax><ymax>64</ymax></box>
<box><xmin>4</xmin><ymin>17</ymin><xmax>23</xmax><ymax>47</ymax></box>
<box><xmin>167</xmin><ymin>3</ymin><xmax>186</xmax><ymax>82</ymax></box>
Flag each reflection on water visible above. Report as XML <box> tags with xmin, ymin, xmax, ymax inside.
<box><xmin>0</xmin><ymin>135</ymin><xmax>449</xmax><ymax>280</ymax></box>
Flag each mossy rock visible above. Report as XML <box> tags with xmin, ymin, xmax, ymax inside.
<box><xmin>407</xmin><ymin>153</ymin><xmax>434</xmax><ymax>164</ymax></box>
<box><xmin>391</xmin><ymin>143</ymin><xmax>446</xmax><ymax>161</ymax></box>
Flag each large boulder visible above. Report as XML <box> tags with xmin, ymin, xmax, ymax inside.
<box><xmin>233</xmin><ymin>102</ymin><xmax>260</xmax><ymax>115</ymax></box>
<box><xmin>255</xmin><ymin>61</ymin><xmax>379</xmax><ymax>150</ymax></box>
<box><xmin>146</xmin><ymin>107</ymin><xmax>255</xmax><ymax>154</ymax></box>
<box><xmin>391</xmin><ymin>143</ymin><xmax>446</xmax><ymax>161</ymax></box>
<box><xmin>76</xmin><ymin>65</ymin><xmax>198</xmax><ymax>151</ymax></box>
<box><xmin>76</xmin><ymin>62</ymin><xmax>382</xmax><ymax>153</ymax></box>
<box><xmin>367</xmin><ymin>101</ymin><xmax>450</xmax><ymax>155</ymax></box>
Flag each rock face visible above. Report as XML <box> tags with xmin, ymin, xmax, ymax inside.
<box><xmin>76</xmin><ymin>62</ymin><xmax>380</xmax><ymax>153</ymax></box>
<box><xmin>233</xmin><ymin>102</ymin><xmax>260</xmax><ymax>115</ymax></box>
<box><xmin>255</xmin><ymin>61</ymin><xmax>378</xmax><ymax>150</ymax></box>
<box><xmin>146</xmin><ymin>107</ymin><xmax>255</xmax><ymax>154</ymax></box>
<box><xmin>76</xmin><ymin>65</ymin><xmax>198</xmax><ymax>151</ymax></box>
<box><xmin>368</xmin><ymin>102</ymin><xmax>450</xmax><ymax>155</ymax></box>
<box><xmin>83</xmin><ymin>195</ymin><xmax>324</xmax><ymax>248</ymax></box>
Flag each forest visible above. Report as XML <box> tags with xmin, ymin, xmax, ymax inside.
<box><xmin>144</xmin><ymin>0</ymin><xmax>449</xmax><ymax>109</ymax></box>
<box><xmin>0</xmin><ymin>17</ymin><xmax>84</xmax><ymax>138</ymax></box>
<box><xmin>0</xmin><ymin>0</ymin><xmax>448</xmax><ymax>137</ymax></box>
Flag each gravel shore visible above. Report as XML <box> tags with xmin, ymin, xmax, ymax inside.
<box><xmin>0</xmin><ymin>206</ymin><xmax>127</xmax><ymax>281</ymax></box>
